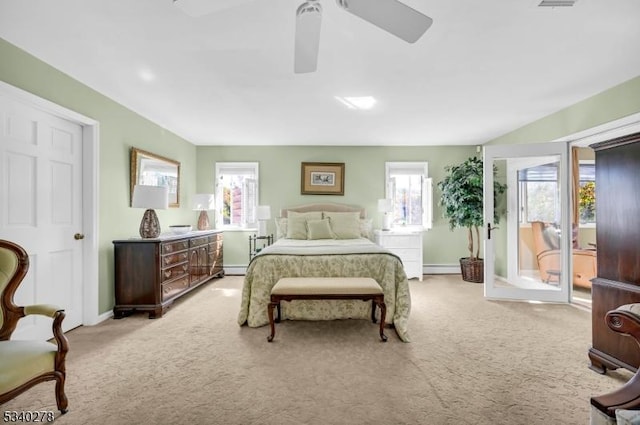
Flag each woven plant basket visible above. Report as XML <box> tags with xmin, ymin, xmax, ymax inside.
<box><xmin>460</xmin><ymin>257</ymin><xmax>484</xmax><ymax>283</ymax></box>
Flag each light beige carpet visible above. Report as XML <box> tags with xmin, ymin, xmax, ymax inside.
<box><xmin>1</xmin><ymin>275</ymin><xmax>632</xmax><ymax>424</ymax></box>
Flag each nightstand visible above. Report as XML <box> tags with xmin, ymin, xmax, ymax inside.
<box><xmin>249</xmin><ymin>234</ymin><xmax>273</xmax><ymax>261</ymax></box>
<box><xmin>374</xmin><ymin>229</ymin><xmax>423</xmax><ymax>281</ymax></box>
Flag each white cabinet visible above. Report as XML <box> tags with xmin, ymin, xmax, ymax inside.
<box><xmin>374</xmin><ymin>230</ymin><xmax>423</xmax><ymax>281</ymax></box>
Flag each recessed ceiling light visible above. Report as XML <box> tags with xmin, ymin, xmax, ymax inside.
<box><xmin>138</xmin><ymin>69</ymin><xmax>155</xmax><ymax>82</ymax></box>
<box><xmin>335</xmin><ymin>96</ymin><xmax>377</xmax><ymax>110</ymax></box>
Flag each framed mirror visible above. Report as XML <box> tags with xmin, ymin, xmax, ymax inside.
<box><xmin>130</xmin><ymin>147</ymin><xmax>180</xmax><ymax>207</ymax></box>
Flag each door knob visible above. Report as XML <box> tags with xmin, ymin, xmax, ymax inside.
<box><xmin>487</xmin><ymin>223</ymin><xmax>499</xmax><ymax>240</ymax></box>
<box><xmin>74</xmin><ymin>233</ymin><xmax>85</xmax><ymax>240</ymax></box>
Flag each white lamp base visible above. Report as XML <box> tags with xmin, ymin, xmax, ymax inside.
<box><xmin>258</xmin><ymin>220</ymin><xmax>267</xmax><ymax>237</ymax></box>
<box><xmin>382</xmin><ymin>213</ymin><xmax>392</xmax><ymax>231</ymax></box>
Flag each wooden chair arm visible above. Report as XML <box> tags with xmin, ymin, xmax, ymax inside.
<box><xmin>606</xmin><ymin>309</ymin><xmax>640</xmax><ymax>344</ymax></box>
<box><xmin>23</xmin><ymin>303</ymin><xmax>64</xmax><ymax>318</ymax></box>
<box><xmin>591</xmin><ymin>307</ymin><xmax>640</xmax><ymax>417</ymax></box>
<box><xmin>21</xmin><ymin>305</ymin><xmax>68</xmax><ymax>359</ymax></box>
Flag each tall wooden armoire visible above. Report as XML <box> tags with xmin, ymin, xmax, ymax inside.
<box><xmin>589</xmin><ymin>131</ymin><xmax>640</xmax><ymax>374</ymax></box>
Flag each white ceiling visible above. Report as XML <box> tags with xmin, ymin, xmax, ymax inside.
<box><xmin>1</xmin><ymin>0</ymin><xmax>639</xmax><ymax>146</ymax></box>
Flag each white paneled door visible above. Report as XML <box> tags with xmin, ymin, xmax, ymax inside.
<box><xmin>0</xmin><ymin>94</ymin><xmax>83</xmax><ymax>340</ymax></box>
<box><xmin>483</xmin><ymin>142</ymin><xmax>570</xmax><ymax>303</ymax></box>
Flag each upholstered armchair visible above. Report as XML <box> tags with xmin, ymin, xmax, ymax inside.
<box><xmin>0</xmin><ymin>240</ymin><xmax>69</xmax><ymax>414</ymax></box>
<box><xmin>530</xmin><ymin>221</ymin><xmax>597</xmax><ymax>289</ymax></box>
<box><xmin>591</xmin><ymin>304</ymin><xmax>640</xmax><ymax>424</ymax></box>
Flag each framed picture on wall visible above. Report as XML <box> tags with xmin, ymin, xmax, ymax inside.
<box><xmin>301</xmin><ymin>162</ymin><xmax>345</xmax><ymax>195</ymax></box>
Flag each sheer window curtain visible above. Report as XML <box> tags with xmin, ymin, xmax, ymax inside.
<box><xmin>571</xmin><ymin>147</ymin><xmax>580</xmax><ymax>248</ymax></box>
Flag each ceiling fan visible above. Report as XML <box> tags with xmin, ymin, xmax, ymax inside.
<box><xmin>173</xmin><ymin>0</ymin><xmax>433</xmax><ymax>74</ymax></box>
<box><xmin>295</xmin><ymin>0</ymin><xmax>433</xmax><ymax>73</ymax></box>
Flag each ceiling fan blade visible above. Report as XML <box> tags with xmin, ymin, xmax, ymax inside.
<box><xmin>336</xmin><ymin>0</ymin><xmax>433</xmax><ymax>43</ymax></box>
<box><xmin>294</xmin><ymin>1</ymin><xmax>323</xmax><ymax>74</ymax></box>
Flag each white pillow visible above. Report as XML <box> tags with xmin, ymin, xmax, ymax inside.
<box><xmin>360</xmin><ymin>218</ymin><xmax>373</xmax><ymax>240</ymax></box>
<box><xmin>307</xmin><ymin>219</ymin><xmax>336</xmax><ymax>240</ymax></box>
<box><xmin>285</xmin><ymin>211</ymin><xmax>323</xmax><ymax>239</ymax></box>
<box><xmin>286</xmin><ymin>215</ymin><xmax>307</xmax><ymax>240</ymax></box>
<box><xmin>323</xmin><ymin>211</ymin><xmax>361</xmax><ymax>239</ymax></box>
<box><xmin>275</xmin><ymin>217</ymin><xmax>288</xmax><ymax>239</ymax></box>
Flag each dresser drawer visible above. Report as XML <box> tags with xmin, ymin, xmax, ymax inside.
<box><xmin>209</xmin><ymin>239</ymin><xmax>223</xmax><ymax>251</ymax></box>
<box><xmin>161</xmin><ymin>251</ymin><xmax>189</xmax><ymax>268</ymax></box>
<box><xmin>162</xmin><ymin>240</ymin><xmax>189</xmax><ymax>254</ymax></box>
<box><xmin>388</xmin><ymin>248</ymin><xmax>421</xmax><ymax>262</ymax></box>
<box><xmin>190</xmin><ymin>236</ymin><xmax>209</xmax><ymax>248</ymax></box>
<box><xmin>209</xmin><ymin>250</ymin><xmax>223</xmax><ymax>263</ymax></box>
<box><xmin>161</xmin><ymin>262</ymin><xmax>189</xmax><ymax>282</ymax></box>
<box><xmin>379</xmin><ymin>234</ymin><xmax>421</xmax><ymax>248</ymax></box>
<box><xmin>161</xmin><ymin>276</ymin><xmax>190</xmax><ymax>301</ymax></box>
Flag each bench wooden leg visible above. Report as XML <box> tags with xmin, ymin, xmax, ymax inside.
<box><xmin>267</xmin><ymin>300</ymin><xmax>278</xmax><ymax>342</ymax></box>
<box><xmin>377</xmin><ymin>297</ymin><xmax>387</xmax><ymax>342</ymax></box>
<box><xmin>371</xmin><ymin>299</ymin><xmax>377</xmax><ymax>323</ymax></box>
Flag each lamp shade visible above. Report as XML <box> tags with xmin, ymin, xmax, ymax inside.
<box><xmin>378</xmin><ymin>198</ymin><xmax>393</xmax><ymax>213</ymax></box>
<box><xmin>192</xmin><ymin>193</ymin><xmax>215</xmax><ymax>211</ymax></box>
<box><xmin>257</xmin><ymin>205</ymin><xmax>271</xmax><ymax>220</ymax></box>
<box><xmin>132</xmin><ymin>185</ymin><xmax>169</xmax><ymax>210</ymax></box>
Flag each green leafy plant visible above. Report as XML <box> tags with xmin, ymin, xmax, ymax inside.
<box><xmin>579</xmin><ymin>181</ymin><xmax>596</xmax><ymax>222</ymax></box>
<box><xmin>437</xmin><ymin>156</ymin><xmax>507</xmax><ymax>260</ymax></box>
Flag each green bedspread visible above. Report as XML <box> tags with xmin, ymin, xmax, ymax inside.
<box><xmin>237</xmin><ymin>238</ymin><xmax>411</xmax><ymax>342</ymax></box>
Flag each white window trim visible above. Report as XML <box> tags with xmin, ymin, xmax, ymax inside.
<box><xmin>385</xmin><ymin>161</ymin><xmax>432</xmax><ymax>230</ymax></box>
<box><xmin>214</xmin><ymin>162</ymin><xmax>259</xmax><ymax>230</ymax></box>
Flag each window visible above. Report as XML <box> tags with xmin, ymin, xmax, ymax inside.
<box><xmin>578</xmin><ymin>161</ymin><xmax>595</xmax><ymax>224</ymax></box>
<box><xmin>215</xmin><ymin>162</ymin><xmax>259</xmax><ymax>229</ymax></box>
<box><xmin>518</xmin><ymin>162</ymin><xmax>559</xmax><ymax>224</ymax></box>
<box><xmin>385</xmin><ymin>162</ymin><xmax>432</xmax><ymax>229</ymax></box>
<box><xmin>518</xmin><ymin>160</ymin><xmax>595</xmax><ymax>225</ymax></box>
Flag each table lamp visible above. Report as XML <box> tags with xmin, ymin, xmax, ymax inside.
<box><xmin>132</xmin><ymin>185</ymin><xmax>169</xmax><ymax>238</ymax></box>
<box><xmin>378</xmin><ymin>198</ymin><xmax>394</xmax><ymax>231</ymax></box>
<box><xmin>192</xmin><ymin>193</ymin><xmax>215</xmax><ymax>230</ymax></box>
<box><xmin>256</xmin><ymin>205</ymin><xmax>271</xmax><ymax>237</ymax></box>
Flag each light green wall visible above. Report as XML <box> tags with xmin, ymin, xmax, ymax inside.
<box><xmin>0</xmin><ymin>38</ymin><xmax>198</xmax><ymax>315</ymax></box>
<box><xmin>487</xmin><ymin>75</ymin><xmax>640</xmax><ymax>145</ymax></box>
<box><xmin>196</xmin><ymin>145</ymin><xmax>477</xmax><ymax>267</ymax></box>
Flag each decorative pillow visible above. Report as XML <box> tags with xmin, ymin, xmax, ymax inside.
<box><xmin>359</xmin><ymin>218</ymin><xmax>373</xmax><ymax>240</ymax></box>
<box><xmin>323</xmin><ymin>211</ymin><xmax>361</xmax><ymax>239</ymax></box>
<box><xmin>307</xmin><ymin>219</ymin><xmax>336</xmax><ymax>240</ymax></box>
<box><xmin>285</xmin><ymin>211</ymin><xmax>323</xmax><ymax>239</ymax></box>
<box><xmin>275</xmin><ymin>217</ymin><xmax>288</xmax><ymax>239</ymax></box>
<box><xmin>286</xmin><ymin>215</ymin><xmax>308</xmax><ymax>240</ymax></box>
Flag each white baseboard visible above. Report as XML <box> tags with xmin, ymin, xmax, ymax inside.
<box><xmin>224</xmin><ymin>266</ymin><xmax>248</xmax><ymax>275</ymax></box>
<box><xmin>84</xmin><ymin>309</ymin><xmax>114</xmax><ymax>326</ymax></box>
<box><xmin>423</xmin><ymin>264</ymin><xmax>460</xmax><ymax>274</ymax></box>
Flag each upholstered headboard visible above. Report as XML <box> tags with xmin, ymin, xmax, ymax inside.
<box><xmin>280</xmin><ymin>203</ymin><xmax>366</xmax><ymax>219</ymax></box>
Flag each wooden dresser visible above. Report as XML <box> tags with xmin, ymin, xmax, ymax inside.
<box><xmin>588</xmin><ymin>132</ymin><xmax>640</xmax><ymax>373</ymax></box>
<box><xmin>113</xmin><ymin>230</ymin><xmax>223</xmax><ymax>319</ymax></box>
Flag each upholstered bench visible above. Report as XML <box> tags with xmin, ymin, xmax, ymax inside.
<box><xmin>267</xmin><ymin>277</ymin><xmax>387</xmax><ymax>342</ymax></box>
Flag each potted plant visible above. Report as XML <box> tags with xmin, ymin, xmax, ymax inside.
<box><xmin>437</xmin><ymin>156</ymin><xmax>506</xmax><ymax>283</ymax></box>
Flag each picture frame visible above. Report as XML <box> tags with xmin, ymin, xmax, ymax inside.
<box><xmin>130</xmin><ymin>147</ymin><xmax>180</xmax><ymax>207</ymax></box>
<box><xmin>301</xmin><ymin>162</ymin><xmax>345</xmax><ymax>195</ymax></box>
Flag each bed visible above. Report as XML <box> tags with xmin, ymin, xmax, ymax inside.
<box><xmin>237</xmin><ymin>203</ymin><xmax>411</xmax><ymax>342</ymax></box>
